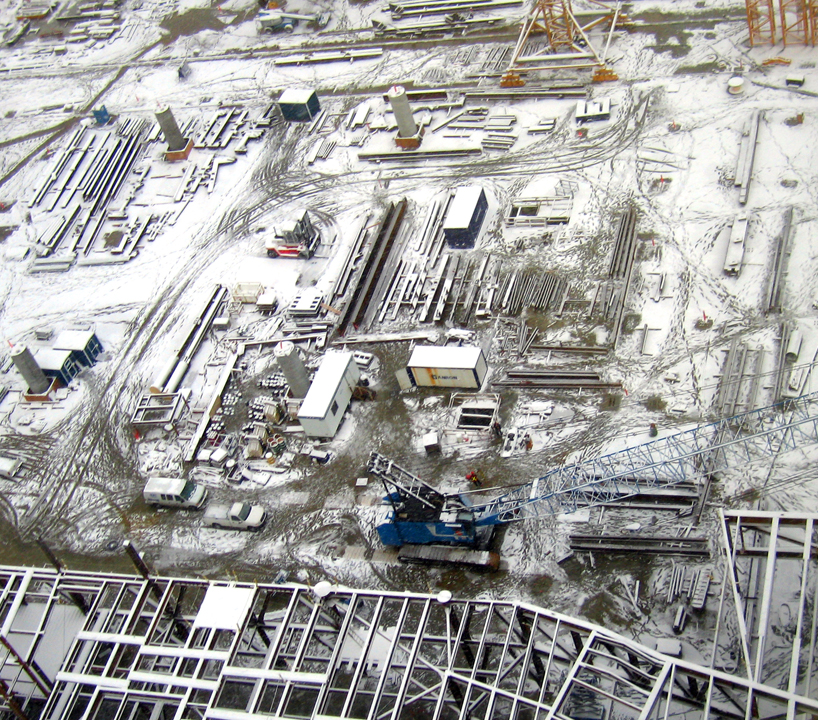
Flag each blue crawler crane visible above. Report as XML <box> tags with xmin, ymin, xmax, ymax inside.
<box><xmin>369</xmin><ymin>391</ymin><xmax>818</xmax><ymax>548</ymax></box>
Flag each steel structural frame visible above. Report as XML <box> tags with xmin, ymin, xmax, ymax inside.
<box><xmin>746</xmin><ymin>0</ymin><xmax>777</xmax><ymax>45</ymax></box>
<box><xmin>718</xmin><ymin>510</ymin><xmax>818</xmax><ymax>707</ymax></box>
<box><xmin>474</xmin><ymin>392</ymin><xmax>818</xmax><ymax>524</ymax></box>
<box><xmin>0</xmin><ymin>565</ymin><xmax>810</xmax><ymax>720</ymax></box>
<box><xmin>780</xmin><ymin>0</ymin><xmax>810</xmax><ymax>45</ymax></box>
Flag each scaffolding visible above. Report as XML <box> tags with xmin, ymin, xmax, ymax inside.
<box><xmin>500</xmin><ymin>0</ymin><xmax>623</xmax><ymax>87</ymax></box>
<box><xmin>0</xmin><ymin>563</ymin><xmax>814</xmax><ymax>720</ymax></box>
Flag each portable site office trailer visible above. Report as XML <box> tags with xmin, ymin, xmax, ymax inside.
<box><xmin>278</xmin><ymin>88</ymin><xmax>321</xmax><ymax>122</ymax></box>
<box><xmin>443</xmin><ymin>186</ymin><xmax>488</xmax><ymax>249</ymax></box>
<box><xmin>53</xmin><ymin>329</ymin><xmax>103</xmax><ymax>367</ymax></box>
<box><xmin>406</xmin><ymin>346</ymin><xmax>488</xmax><ymax>389</ymax></box>
<box><xmin>298</xmin><ymin>352</ymin><xmax>360</xmax><ymax>438</ymax></box>
<box><xmin>34</xmin><ymin>347</ymin><xmax>80</xmax><ymax>387</ymax></box>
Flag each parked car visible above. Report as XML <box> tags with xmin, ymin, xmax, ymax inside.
<box><xmin>203</xmin><ymin>502</ymin><xmax>267</xmax><ymax>530</ymax></box>
<box><xmin>144</xmin><ymin>477</ymin><xmax>207</xmax><ymax>509</ymax></box>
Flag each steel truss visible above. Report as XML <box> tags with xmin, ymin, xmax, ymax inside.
<box><xmin>0</xmin><ymin>565</ymin><xmax>812</xmax><ymax>720</ymax></box>
<box><xmin>501</xmin><ymin>0</ymin><xmax>622</xmax><ymax>86</ymax></box>
<box><xmin>475</xmin><ymin>392</ymin><xmax>818</xmax><ymax>524</ymax></box>
<box><xmin>746</xmin><ymin>0</ymin><xmax>776</xmax><ymax>45</ymax></box>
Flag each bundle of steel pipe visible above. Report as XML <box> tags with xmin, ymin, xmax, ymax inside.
<box><xmin>498</xmin><ymin>270</ymin><xmax>564</xmax><ymax>316</ymax></box>
<box><xmin>569</xmin><ymin>534</ymin><xmax>709</xmax><ymax>556</ymax></box>
<box><xmin>30</xmin><ymin>126</ymin><xmax>86</xmax><ymax>207</ymax></box>
<box><xmin>608</xmin><ymin>206</ymin><xmax>638</xmax><ymax>280</ymax></box>
<box><xmin>358</xmin><ymin>147</ymin><xmax>481</xmax><ymax>161</ymax></box>
<box><xmin>389</xmin><ymin>0</ymin><xmax>521</xmax><ymax>18</ymax></box>
<box><xmin>337</xmin><ymin>200</ymin><xmax>407</xmax><ymax>334</ymax></box>
<box><xmin>492</xmin><ymin>369</ymin><xmax>620</xmax><ymax>389</ymax></box>
<box><xmin>766</xmin><ymin>206</ymin><xmax>793</xmax><ymax>313</ymax></box>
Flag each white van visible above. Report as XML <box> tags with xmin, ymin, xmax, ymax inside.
<box><xmin>143</xmin><ymin>477</ymin><xmax>208</xmax><ymax>509</ymax></box>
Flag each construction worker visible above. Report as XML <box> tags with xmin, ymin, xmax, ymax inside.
<box><xmin>466</xmin><ymin>470</ymin><xmax>482</xmax><ymax>487</ymax></box>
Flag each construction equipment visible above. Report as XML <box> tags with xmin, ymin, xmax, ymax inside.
<box><xmin>265</xmin><ymin>209</ymin><xmax>320</xmax><ymax>258</ymax></box>
<box><xmin>369</xmin><ymin>392</ymin><xmax>818</xmax><ymax>547</ymax></box>
<box><xmin>257</xmin><ymin>10</ymin><xmax>329</xmax><ymax>33</ymax></box>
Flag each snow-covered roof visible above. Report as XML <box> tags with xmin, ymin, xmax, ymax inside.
<box><xmin>53</xmin><ymin>329</ymin><xmax>95</xmax><ymax>351</ymax></box>
<box><xmin>299</xmin><ymin>352</ymin><xmax>354</xmax><ymax>419</ymax></box>
<box><xmin>443</xmin><ymin>186</ymin><xmax>484</xmax><ymax>231</ymax></box>
<box><xmin>279</xmin><ymin>88</ymin><xmax>316</xmax><ymax>105</ymax></box>
<box><xmin>408</xmin><ymin>345</ymin><xmax>483</xmax><ymax>370</ymax></box>
<box><xmin>144</xmin><ymin>477</ymin><xmax>186</xmax><ymax>493</ymax></box>
<box><xmin>34</xmin><ymin>348</ymin><xmax>74</xmax><ymax>371</ymax></box>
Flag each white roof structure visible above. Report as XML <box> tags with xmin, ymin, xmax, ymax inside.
<box><xmin>53</xmin><ymin>329</ymin><xmax>95</xmax><ymax>351</ymax></box>
<box><xmin>3</xmin><ymin>545</ymin><xmax>817</xmax><ymax>720</ymax></box>
<box><xmin>408</xmin><ymin>345</ymin><xmax>483</xmax><ymax>369</ymax></box>
<box><xmin>443</xmin><ymin>186</ymin><xmax>484</xmax><ymax>231</ymax></box>
<box><xmin>299</xmin><ymin>352</ymin><xmax>354</xmax><ymax>418</ymax></box>
<box><xmin>193</xmin><ymin>585</ymin><xmax>256</xmax><ymax>631</ymax></box>
<box><xmin>279</xmin><ymin>88</ymin><xmax>316</xmax><ymax>104</ymax></box>
<box><xmin>33</xmin><ymin>347</ymin><xmax>73</xmax><ymax>371</ymax></box>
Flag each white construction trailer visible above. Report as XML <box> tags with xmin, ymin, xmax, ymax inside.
<box><xmin>405</xmin><ymin>345</ymin><xmax>488</xmax><ymax>389</ymax></box>
<box><xmin>298</xmin><ymin>352</ymin><xmax>360</xmax><ymax>438</ymax></box>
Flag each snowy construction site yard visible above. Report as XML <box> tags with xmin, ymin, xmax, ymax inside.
<box><xmin>0</xmin><ymin>0</ymin><xmax>817</xmax><ymax>671</ymax></box>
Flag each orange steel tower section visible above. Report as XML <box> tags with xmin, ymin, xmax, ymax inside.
<box><xmin>745</xmin><ymin>0</ymin><xmax>776</xmax><ymax>45</ymax></box>
<box><xmin>537</xmin><ymin>0</ymin><xmax>576</xmax><ymax>48</ymax></box>
<box><xmin>779</xmin><ymin>0</ymin><xmax>809</xmax><ymax>45</ymax></box>
<box><xmin>500</xmin><ymin>0</ymin><xmax>621</xmax><ymax>87</ymax></box>
<box><xmin>806</xmin><ymin>0</ymin><xmax>818</xmax><ymax>44</ymax></box>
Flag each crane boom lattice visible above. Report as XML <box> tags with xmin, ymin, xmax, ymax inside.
<box><xmin>473</xmin><ymin>392</ymin><xmax>818</xmax><ymax>524</ymax></box>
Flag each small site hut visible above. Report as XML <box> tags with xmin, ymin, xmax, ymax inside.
<box><xmin>298</xmin><ymin>352</ymin><xmax>360</xmax><ymax>438</ymax></box>
<box><xmin>443</xmin><ymin>186</ymin><xmax>488</xmax><ymax>249</ymax></box>
<box><xmin>0</xmin><ymin>456</ymin><xmax>21</xmax><ymax>479</ymax></box>
<box><xmin>406</xmin><ymin>346</ymin><xmax>487</xmax><ymax>389</ymax></box>
<box><xmin>53</xmin><ymin>329</ymin><xmax>103</xmax><ymax>367</ymax></box>
<box><xmin>34</xmin><ymin>348</ymin><xmax>80</xmax><ymax>386</ymax></box>
<box><xmin>278</xmin><ymin>88</ymin><xmax>321</xmax><ymax>122</ymax></box>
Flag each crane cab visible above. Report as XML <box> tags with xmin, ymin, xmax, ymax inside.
<box><xmin>375</xmin><ymin>503</ymin><xmax>477</xmax><ymax>547</ymax></box>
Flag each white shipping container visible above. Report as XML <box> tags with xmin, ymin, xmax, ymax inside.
<box><xmin>407</xmin><ymin>346</ymin><xmax>487</xmax><ymax>389</ymax></box>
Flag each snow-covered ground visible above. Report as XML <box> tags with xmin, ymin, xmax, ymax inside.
<box><xmin>0</xmin><ymin>0</ymin><xmax>816</xmax><ymax>656</ymax></box>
